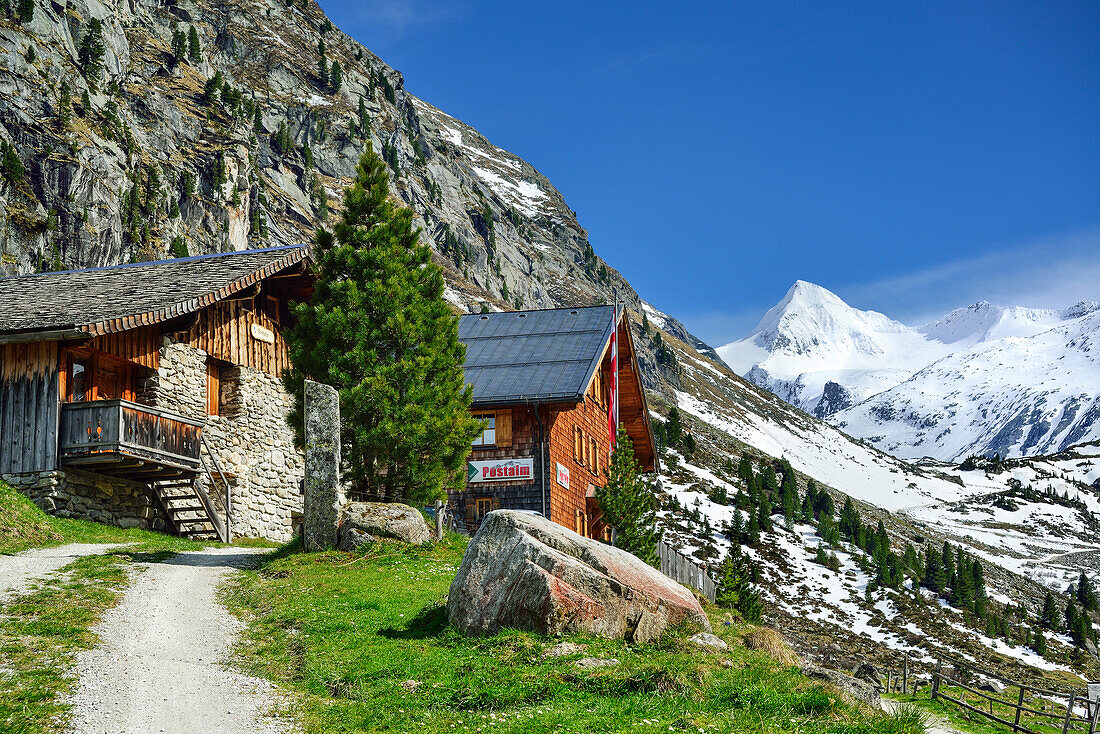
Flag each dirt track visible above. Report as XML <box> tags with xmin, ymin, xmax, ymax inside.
<box><xmin>64</xmin><ymin>546</ymin><xmax>287</xmax><ymax>734</ymax></box>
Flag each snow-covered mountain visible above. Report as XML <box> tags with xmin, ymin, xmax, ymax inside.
<box><xmin>717</xmin><ymin>282</ymin><xmax>1100</xmax><ymax>460</ymax></box>
<box><xmin>836</xmin><ymin>309</ymin><xmax>1100</xmax><ymax>460</ymax></box>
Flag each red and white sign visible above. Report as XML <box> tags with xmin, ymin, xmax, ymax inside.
<box><xmin>467</xmin><ymin>458</ymin><xmax>534</xmax><ymax>484</ymax></box>
<box><xmin>555</xmin><ymin>462</ymin><xmax>570</xmax><ymax>489</ymax></box>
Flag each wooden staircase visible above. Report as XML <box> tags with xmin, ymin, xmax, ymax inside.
<box><xmin>152</xmin><ymin>477</ymin><xmax>227</xmax><ymax>541</ymax></box>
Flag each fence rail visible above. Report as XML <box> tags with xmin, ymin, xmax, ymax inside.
<box><xmin>657</xmin><ymin>540</ymin><xmax>716</xmax><ymax>603</ymax></box>
<box><xmin>928</xmin><ymin>655</ymin><xmax>1100</xmax><ymax>734</ymax></box>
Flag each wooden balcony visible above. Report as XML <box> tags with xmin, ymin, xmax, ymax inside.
<box><xmin>59</xmin><ymin>400</ymin><xmax>204</xmax><ymax>480</ymax></box>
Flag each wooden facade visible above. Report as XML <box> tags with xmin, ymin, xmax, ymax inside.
<box><xmin>455</xmin><ymin>312</ymin><xmax>656</xmax><ymax>539</ymax></box>
<box><xmin>0</xmin><ymin>342</ymin><xmax>60</xmax><ymax>474</ymax></box>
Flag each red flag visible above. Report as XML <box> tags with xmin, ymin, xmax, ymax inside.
<box><xmin>608</xmin><ymin>307</ymin><xmax>618</xmax><ymax>450</ymax></box>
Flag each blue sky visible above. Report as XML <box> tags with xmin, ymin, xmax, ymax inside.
<box><xmin>319</xmin><ymin>0</ymin><xmax>1100</xmax><ymax>345</ymax></box>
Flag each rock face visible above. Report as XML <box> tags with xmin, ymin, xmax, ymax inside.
<box><xmin>801</xmin><ymin>665</ymin><xmax>880</xmax><ymax>706</ymax></box>
<box><xmin>447</xmin><ymin>510</ymin><xmax>710</xmax><ymax>643</ymax></box>
<box><xmin>0</xmin><ymin>0</ymin><xmax>711</xmax><ymax>402</ymax></box>
<box><xmin>303</xmin><ymin>380</ymin><xmax>342</xmax><ymax>551</ymax></box>
<box><xmin>337</xmin><ymin>502</ymin><xmax>431</xmax><ymax>550</ymax></box>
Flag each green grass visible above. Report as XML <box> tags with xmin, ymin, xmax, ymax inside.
<box><xmin>890</xmin><ymin>685</ymin><xmax>1082</xmax><ymax>734</ymax></box>
<box><xmin>0</xmin><ymin>479</ymin><xmax>245</xmax><ymax>555</ymax></box>
<box><xmin>0</xmin><ymin>553</ymin><xmax>129</xmax><ymax>734</ymax></box>
<box><xmin>225</xmin><ymin>536</ymin><xmax>928</xmax><ymax>734</ymax></box>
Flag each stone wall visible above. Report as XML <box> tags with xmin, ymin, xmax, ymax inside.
<box><xmin>2</xmin><ymin>469</ymin><xmax>165</xmax><ymax>530</ymax></box>
<box><xmin>153</xmin><ymin>339</ymin><xmax>304</xmax><ymax>541</ymax></box>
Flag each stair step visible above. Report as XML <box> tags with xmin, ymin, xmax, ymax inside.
<box><xmin>162</xmin><ymin>494</ymin><xmax>200</xmax><ymax>502</ymax></box>
<box><xmin>179</xmin><ymin>529</ymin><xmax>217</xmax><ymax>537</ymax></box>
<box><xmin>168</xmin><ymin>506</ymin><xmax>207</xmax><ymax>514</ymax></box>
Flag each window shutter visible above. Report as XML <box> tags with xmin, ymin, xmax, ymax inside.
<box><xmin>496</xmin><ymin>410</ymin><xmax>512</xmax><ymax>448</ymax></box>
<box><xmin>491</xmin><ymin>496</ymin><xmax>501</xmax><ymax>511</ymax></box>
<box><xmin>464</xmin><ymin>495</ymin><xmax>476</xmax><ymax>525</ymax></box>
<box><xmin>205</xmin><ymin>360</ymin><xmax>221</xmax><ymax>416</ymax></box>
<box><xmin>573</xmin><ymin>426</ymin><xmax>581</xmax><ymax>464</ymax></box>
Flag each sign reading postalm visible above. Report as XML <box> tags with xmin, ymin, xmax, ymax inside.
<box><xmin>467</xmin><ymin>458</ymin><xmax>534</xmax><ymax>483</ymax></box>
<box><xmin>555</xmin><ymin>462</ymin><xmax>570</xmax><ymax>489</ymax></box>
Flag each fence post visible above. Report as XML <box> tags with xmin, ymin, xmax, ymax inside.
<box><xmin>1014</xmin><ymin>685</ymin><xmax>1026</xmax><ymax>732</ymax></box>
<box><xmin>1064</xmin><ymin>694</ymin><xmax>1077</xmax><ymax>734</ymax></box>
<box><xmin>903</xmin><ymin>654</ymin><xmax>909</xmax><ymax>695</ymax></box>
<box><xmin>1090</xmin><ymin>693</ymin><xmax>1100</xmax><ymax>734</ymax></box>
<box><xmin>931</xmin><ymin>662</ymin><xmax>941</xmax><ymax>701</ymax></box>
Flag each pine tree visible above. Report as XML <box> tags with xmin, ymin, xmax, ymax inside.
<box><xmin>924</xmin><ymin>545</ymin><xmax>944</xmax><ymax>592</ymax></box>
<box><xmin>187</xmin><ymin>26</ymin><xmax>202</xmax><ymax>63</ymax></box>
<box><xmin>716</xmin><ymin>547</ymin><xmax>763</xmax><ymax>622</ymax></box>
<box><xmin>1</xmin><ymin>140</ymin><xmax>25</xmax><ymax>184</ymax></box>
<box><xmin>596</xmin><ymin>427</ymin><xmax>659</xmax><ymax>566</ymax></box>
<box><xmin>252</xmin><ymin>106</ymin><xmax>264</xmax><ymax>135</ymax></box>
<box><xmin>738</xmin><ymin>455</ymin><xmax>754</xmax><ymax>485</ymax></box>
<box><xmin>201</xmin><ymin>72</ymin><xmax>222</xmax><ymax>106</ymax></box>
<box><xmin>171</xmin><ymin>28</ymin><xmax>187</xmax><ymax>63</ymax></box>
<box><xmin>1031</xmin><ymin>628</ymin><xmax>1047</xmax><ymax>656</ymax></box>
<box><xmin>57</xmin><ymin>81</ymin><xmax>71</xmax><ymax>130</ymax></box>
<box><xmin>329</xmin><ymin>60</ymin><xmax>342</xmax><ymax>93</ymax></box>
<box><xmin>942</xmin><ymin>541</ymin><xmax>955</xmax><ymax>589</ymax></box>
<box><xmin>761</xmin><ymin>465</ymin><xmax>778</xmax><ymax>500</ymax></box>
<box><xmin>665</xmin><ymin>407</ymin><xmax>683</xmax><ymax>448</ymax></box>
<box><xmin>16</xmin><ymin>0</ymin><xmax>33</xmax><ymax>23</ymax></box>
<box><xmin>728</xmin><ymin>509</ymin><xmax>745</xmax><ymax>542</ymax></box>
<box><xmin>839</xmin><ymin>497</ymin><xmax>861</xmax><ymax>540</ymax></box>
<box><xmin>1041</xmin><ymin>592</ymin><xmax>1061</xmax><ymax>630</ymax></box>
<box><xmin>77</xmin><ymin>19</ymin><xmax>106</xmax><ymax>88</ymax></box>
<box><xmin>283</xmin><ymin>145</ymin><xmax>483</xmax><ymax>504</ymax></box>
<box><xmin>1077</xmin><ymin>573</ymin><xmax>1098</xmax><ymax>612</ymax></box>
<box><xmin>357</xmin><ymin>96</ymin><xmax>370</xmax><ymax>138</ymax></box>
<box><xmin>815</xmin><ymin>544</ymin><xmax>829</xmax><ymax>567</ymax></box>
<box><xmin>317</xmin><ymin>55</ymin><xmax>328</xmax><ymax>90</ymax></box>
<box><xmin>745</xmin><ymin>511</ymin><xmax>760</xmax><ymax>546</ymax></box>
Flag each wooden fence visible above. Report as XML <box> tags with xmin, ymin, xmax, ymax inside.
<box><xmin>657</xmin><ymin>540</ymin><xmax>716</xmax><ymax>603</ymax></box>
<box><xmin>929</xmin><ymin>655</ymin><xmax>1100</xmax><ymax>733</ymax></box>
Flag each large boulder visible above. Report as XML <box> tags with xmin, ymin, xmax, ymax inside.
<box><xmin>337</xmin><ymin>502</ymin><xmax>431</xmax><ymax>551</ymax></box>
<box><xmin>447</xmin><ymin>510</ymin><xmax>710</xmax><ymax>643</ymax></box>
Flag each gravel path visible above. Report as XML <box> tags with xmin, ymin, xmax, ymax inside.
<box><xmin>0</xmin><ymin>543</ymin><xmax>124</xmax><ymax>606</ymax></box>
<box><xmin>65</xmin><ymin>546</ymin><xmax>288</xmax><ymax>734</ymax></box>
<box><xmin>881</xmin><ymin>698</ymin><xmax>959</xmax><ymax>734</ymax></box>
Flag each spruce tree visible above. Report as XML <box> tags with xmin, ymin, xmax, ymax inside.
<box><xmin>57</xmin><ymin>81</ymin><xmax>71</xmax><ymax>130</ymax></box>
<box><xmin>1031</xmin><ymin>628</ymin><xmax>1047</xmax><ymax>656</ymax></box>
<box><xmin>357</xmin><ymin>96</ymin><xmax>370</xmax><ymax>137</ymax></box>
<box><xmin>1</xmin><ymin>140</ymin><xmax>24</xmax><ymax>184</ymax></box>
<box><xmin>317</xmin><ymin>55</ymin><xmax>328</xmax><ymax>90</ymax></box>
<box><xmin>924</xmin><ymin>546</ymin><xmax>944</xmax><ymax>592</ymax></box>
<box><xmin>283</xmin><ymin>144</ymin><xmax>482</xmax><ymax>504</ymax></box>
<box><xmin>1041</xmin><ymin>592</ymin><xmax>1061</xmax><ymax>629</ymax></box>
<box><xmin>595</xmin><ymin>427</ymin><xmax>658</xmax><ymax>566</ymax></box>
<box><xmin>1078</xmin><ymin>573</ymin><xmax>1097</xmax><ymax>612</ymax></box>
<box><xmin>187</xmin><ymin>26</ymin><xmax>202</xmax><ymax>63</ymax></box>
<box><xmin>77</xmin><ymin>19</ymin><xmax>106</xmax><ymax>88</ymax></box>
<box><xmin>716</xmin><ymin>547</ymin><xmax>763</xmax><ymax>622</ymax></box>
<box><xmin>737</xmin><ymin>455</ymin><xmax>754</xmax><ymax>485</ymax></box>
<box><xmin>16</xmin><ymin>0</ymin><xmax>32</xmax><ymax>23</ymax></box>
<box><xmin>665</xmin><ymin>406</ymin><xmax>683</xmax><ymax>447</ymax></box>
<box><xmin>329</xmin><ymin>60</ymin><xmax>342</xmax><ymax>93</ymax></box>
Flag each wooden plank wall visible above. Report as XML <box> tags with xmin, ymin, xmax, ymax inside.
<box><xmin>0</xmin><ymin>342</ymin><xmax>60</xmax><ymax>474</ymax></box>
<box><xmin>181</xmin><ymin>300</ymin><xmax>289</xmax><ymax>377</ymax></box>
<box><xmin>87</xmin><ymin>325</ymin><xmax>160</xmax><ymax>370</ymax></box>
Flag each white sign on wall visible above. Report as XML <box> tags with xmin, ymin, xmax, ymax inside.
<box><xmin>555</xmin><ymin>462</ymin><xmax>570</xmax><ymax>489</ymax></box>
<box><xmin>467</xmin><ymin>458</ymin><xmax>534</xmax><ymax>483</ymax></box>
<box><xmin>250</xmin><ymin>323</ymin><xmax>275</xmax><ymax>344</ymax></box>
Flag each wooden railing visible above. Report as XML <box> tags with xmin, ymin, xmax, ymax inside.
<box><xmin>930</xmin><ymin>655</ymin><xmax>1100</xmax><ymax>734</ymax></box>
<box><xmin>658</xmin><ymin>539</ymin><xmax>717</xmax><ymax>602</ymax></box>
<box><xmin>59</xmin><ymin>400</ymin><xmax>203</xmax><ymax>471</ymax></box>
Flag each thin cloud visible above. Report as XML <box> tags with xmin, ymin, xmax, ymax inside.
<box><xmin>840</xmin><ymin>226</ymin><xmax>1100</xmax><ymax>325</ymax></box>
<box><xmin>327</xmin><ymin>0</ymin><xmax>461</xmax><ymax>37</ymax></box>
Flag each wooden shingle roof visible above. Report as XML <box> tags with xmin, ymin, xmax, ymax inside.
<box><xmin>0</xmin><ymin>245</ymin><xmax>309</xmax><ymax>341</ymax></box>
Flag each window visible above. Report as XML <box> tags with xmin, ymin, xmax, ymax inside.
<box><xmin>574</xmin><ymin>426</ymin><xmax>585</xmax><ymax>465</ymax></box>
<box><xmin>472</xmin><ymin>414</ymin><xmax>496</xmax><ymax>447</ymax></box>
<box><xmin>590</xmin><ymin>437</ymin><xmax>600</xmax><ymax>476</ymax></box>
<box><xmin>474</xmin><ymin>497</ymin><xmax>493</xmax><ymax>523</ymax></box>
<box><xmin>70</xmin><ymin>358</ymin><xmax>88</xmax><ymax>401</ymax></box>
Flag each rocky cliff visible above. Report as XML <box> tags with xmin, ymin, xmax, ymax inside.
<box><xmin>0</xmin><ymin>0</ymin><xmax>700</xmax><ymax>394</ymax></box>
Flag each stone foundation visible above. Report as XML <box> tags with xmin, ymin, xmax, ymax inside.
<box><xmin>153</xmin><ymin>340</ymin><xmax>304</xmax><ymax>541</ymax></box>
<box><xmin>2</xmin><ymin>469</ymin><xmax>165</xmax><ymax>530</ymax></box>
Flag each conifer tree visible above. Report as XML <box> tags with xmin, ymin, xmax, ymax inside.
<box><xmin>745</xmin><ymin>511</ymin><xmax>761</xmax><ymax>546</ymax></box>
<box><xmin>317</xmin><ymin>55</ymin><xmax>328</xmax><ymax>90</ymax></box>
<box><xmin>942</xmin><ymin>541</ymin><xmax>955</xmax><ymax>588</ymax></box>
<box><xmin>57</xmin><ymin>81</ymin><xmax>71</xmax><ymax>130</ymax></box>
<box><xmin>329</xmin><ymin>60</ymin><xmax>342</xmax><ymax>93</ymax></box>
<box><xmin>80</xmin><ymin>88</ymin><xmax>90</xmax><ymax>116</ymax></box>
<box><xmin>738</xmin><ymin>455</ymin><xmax>754</xmax><ymax>485</ymax></box>
<box><xmin>761</xmin><ymin>465</ymin><xmax>778</xmax><ymax>500</ymax></box>
<box><xmin>16</xmin><ymin>0</ymin><xmax>33</xmax><ymax>23</ymax></box>
<box><xmin>1078</xmin><ymin>573</ymin><xmax>1098</xmax><ymax>612</ymax></box>
<box><xmin>357</xmin><ymin>96</ymin><xmax>370</xmax><ymax>138</ymax></box>
<box><xmin>665</xmin><ymin>406</ymin><xmax>683</xmax><ymax>448</ymax></box>
<box><xmin>716</xmin><ymin>547</ymin><xmax>763</xmax><ymax>622</ymax></box>
<box><xmin>729</xmin><ymin>509</ymin><xmax>745</xmax><ymax>542</ymax></box>
<box><xmin>1</xmin><ymin>140</ymin><xmax>25</xmax><ymax>184</ymax></box>
<box><xmin>1031</xmin><ymin>628</ymin><xmax>1047</xmax><ymax>656</ymax></box>
<box><xmin>596</xmin><ymin>427</ymin><xmax>658</xmax><ymax>566</ymax></box>
<box><xmin>1041</xmin><ymin>592</ymin><xmax>1061</xmax><ymax>630</ymax></box>
<box><xmin>839</xmin><ymin>497</ymin><xmax>861</xmax><ymax>540</ymax></box>
<box><xmin>283</xmin><ymin>144</ymin><xmax>483</xmax><ymax>504</ymax></box>
<box><xmin>187</xmin><ymin>26</ymin><xmax>202</xmax><ymax>63</ymax></box>
<box><xmin>77</xmin><ymin>19</ymin><xmax>106</xmax><ymax>88</ymax></box>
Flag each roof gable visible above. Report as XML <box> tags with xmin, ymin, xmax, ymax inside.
<box><xmin>459</xmin><ymin>306</ymin><xmax>616</xmax><ymax>406</ymax></box>
<box><xmin>0</xmin><ymin>245</ymin><xmax>309</xmax><ymax>339</ymax></box>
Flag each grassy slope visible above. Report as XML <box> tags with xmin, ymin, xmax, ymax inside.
<box><xmin>226</xmin><ymin>537</ymin><xmax>927</xmax><ymax>734</ymax></box>
<box><xmin>0</xmin><ymin>479</ymin><xmax>214</xmax><ymax>555</ymax></box>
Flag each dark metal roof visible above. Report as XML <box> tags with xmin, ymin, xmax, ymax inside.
<box><xmin>0</xmin><ymin>245</ymin><xmax>309</xmax><ymax>339</ymax></box>
<box><xmin>459</xmin><ymin>305</ymin><xmax>616</xmax><ymax>407</ymax></box>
